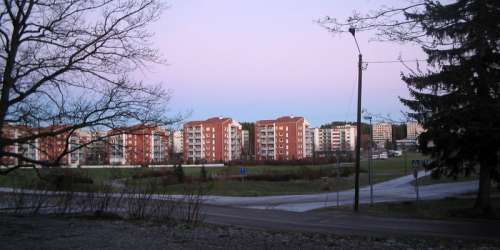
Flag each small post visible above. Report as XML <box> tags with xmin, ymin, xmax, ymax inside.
<box><xmin>336</xmin><ymin>155</ymin><xmax>340</xmax><ymax>207</ymax></box>
<box><xmin>413</xmin><ymin>164</ymin><xmax>420</xmax><ymax>205</ymax></box>
<box><xmin>404</xmin><ymin>150</ymin><xmax>408</xmax><ymax>175</ymax></box>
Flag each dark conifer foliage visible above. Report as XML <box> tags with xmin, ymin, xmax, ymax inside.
<box><xmin>400</xmin><ymin>0</ymin><xmax>500</xmax><ymax>212</ymax></box>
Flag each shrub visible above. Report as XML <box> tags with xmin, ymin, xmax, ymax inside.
<box><xmin>200</xmin><ymin>165</ymin><xmax>208</xmax><ymax>182</ymax></box>
<box><xmin>339</xmin><ymin>167</ymin><xmax>353</xmax><ymax>177</ymax></box>
<box><xmin>132</xmin><ymin>169</ymin><xmax>175</xmax><ymax>179</ymax></box>
<box><xmin>43</xmin><ymin>169</ymin><xmax>94</xmax><ymax>190</ymax></box>
<box><xmin>174</xmin><ymin>163</ymin><xmax>185</xmax><ymax>183</ymax></box>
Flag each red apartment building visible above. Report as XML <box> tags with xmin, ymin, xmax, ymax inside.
<box><xmin>183</xmin><ymin>117</ymin><xmax>242</xmax><ymax>163</ymax></box>
<box><xmin>1</xmin><ymin>124</ymin><xmax>85</xmax><ymax>166</ymax></box>
<box><xmin>37</xmin><ymin>125</ymin><xmax>88</xmax><ymax>166</ymax></box>
<box><xmin>255</xmin><ymin>116</ymin><xmax>311</xmax><ymax>160</ymax></box>
<box><xmin>0</xmin><ymin>124</ymin><xmax>20</xmax><ymax>165</ymax></box>
<box><xmin>108</xmin><ymin>124</ymin><xmax>169</xmax><ymax>165</ymax></box>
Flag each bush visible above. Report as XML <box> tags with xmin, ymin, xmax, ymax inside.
<box><xmin>132</xmin><ymin>169</ymin><xmax>175</xmax><ymax>179</ymax></box>
<box><xmin>43</xmin><ymin>169</ymin><xmax>94</xmax><ymax>190</ymax></box>
<box><xmin>174</xmin><ymin>163</ymin><xmax>185</xmax><ymax>183</ymax></box>
<box><xmin>339</xmin><ymin>167</ymin><xmax>353</xmax><ymax>177</ymax></box>
<box><xmin>200</xmin><ymin>165</ymin><xmax>208</xmax><ymax>182</ymax></box>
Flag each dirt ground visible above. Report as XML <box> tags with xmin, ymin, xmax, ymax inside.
<box><xmin>1</xmin><ymin>214</ymin><xmax>499</xmax><ymax>250</ymax></box>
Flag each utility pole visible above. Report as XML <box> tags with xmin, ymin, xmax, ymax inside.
<box><xmin>349</xmin><ymin>27</ymin><xmax>363</xmax><ymax>212</ymax></box>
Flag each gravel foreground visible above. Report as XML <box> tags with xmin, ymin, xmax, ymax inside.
<box><xmin>1</xmin><ymin>215</ymin><xmax>499</xmax><ymax>250</ymax></box>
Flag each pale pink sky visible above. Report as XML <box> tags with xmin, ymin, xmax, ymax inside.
<box><xmin>139</xmin><ymin>0</ymin><xmax>426</xmax><ymax>126</ymax></box>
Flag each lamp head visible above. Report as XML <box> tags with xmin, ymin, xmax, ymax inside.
<box><xmin>348</xmin><ymin>27</ymin><xmax>356</xmax><ymax>37</ymax></box>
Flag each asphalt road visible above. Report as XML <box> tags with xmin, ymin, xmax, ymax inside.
<box><xmin>0</xmin><ymin>171</ymin><xmax>479</xmax><ymax>212</ymax></box>
<box><xmin>187</xmin><ymin>170</ymin><xmax>480</xmax><ymax>212</ymax></box>
<box><xmin>200</xmin><ymin>204</ymin><xmax>500</xmax><ymax>241</ymax></box>
<box><xmin>1</xmin><ymin>171</ymin><xmax>497</xmax><ymax>241</ymax></box>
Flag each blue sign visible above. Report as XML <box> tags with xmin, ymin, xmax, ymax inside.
<box><xmin>412</xmin><ymin>159</ymin><xmax>432</xmax><ymax>168</ymax></box>
<box><xmin>240</xmin><ymin>167</ymin><xmax>248</xmax><ymax>175</ymax></box>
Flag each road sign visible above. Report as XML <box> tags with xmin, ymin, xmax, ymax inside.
<box><xmin>411</xmin><ymin>159</ymin><xmax>432</xmax><ymax>168</ymax></box>
<box><xmin>239</xmin><ymin>167</ymin><xmax>247</xmax><ymax>175</ymax></box>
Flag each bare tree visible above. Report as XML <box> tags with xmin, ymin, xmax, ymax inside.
<box><xmin>318</xmin><ymin>1</ymin><xmax>428</xmax><ymax>44</ymax></box>
<box><xmin>0</xmin><ymin>0</ymin><xmax>177</xmax><ymax>173</ymax></box>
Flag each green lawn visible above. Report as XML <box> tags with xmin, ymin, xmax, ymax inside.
<box><xmin>323</xmin><ymin>197</ymin><xmax>500</xmax><ymax>221</ymax></box>
<box><xmin>412</xmin><ymin>174</ymin><xmax>479</xmax><ymax>186</ymax></box>
<box><xmin>0</xmin><ymin>152</ymin><xmax>427</xmax><ymax>196</ymax></box>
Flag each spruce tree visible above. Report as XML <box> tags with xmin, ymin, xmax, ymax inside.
<box><xmin>400</xmin><ymin>0</ymin><xmax>500</xmax><ymax>212</ymax></box>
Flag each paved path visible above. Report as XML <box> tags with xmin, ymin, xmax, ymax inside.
<box><xmin>192</xmin><ymin>171</ymin><xmax>479</xmax><ymax>212</ymax></box>
<box><xmin>0</xmin><ymin>171</ymin><xmax>479</xmax><ymax>212</ymax></box>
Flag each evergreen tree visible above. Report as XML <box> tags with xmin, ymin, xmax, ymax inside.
<box><xmin>400</xmin><ymin>0</ymin><xmax>500</xmax><ymax>212</ymax></box>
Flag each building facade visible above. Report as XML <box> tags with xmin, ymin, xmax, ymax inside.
<box><xmin>372</xmin><ymin>123</ymin><xmax>393</xmax><ymax>147</ymax></box>
<box><xmin>255</xmin><ymin>116</ymin><xmax>311</xmax><ymax>160</ymax></box>
<box><xmin>183</xmin><ymin>117</ymin><xmax>242</xmax><ymax>163</ymax></box>
<box><xmin>171</xmin><ymin>131</ymin><xmax>184</xmax><ymax>154</ymax></box>
<box><xmin>406</xmin><ymin>121</ymin><xmax>425</xmax><ymax>140</ymax></box>
<box><xmin>313</xmin><ymin>125</ymin><xmax>357</xmax><ymax>155</ymax></box>
<box><xmin>108</xmin><ymin>124</ymin><xmax>170</xmax><ymax>165</ymax></box>
<box><xmin>241</xmin><ymin>130</ymin><xmax>251</xmax><ymax>156</ymax></box>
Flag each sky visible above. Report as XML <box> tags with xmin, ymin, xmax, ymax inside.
<box><xmin>140</xmin><ymin>0</ymin><xmax>427</xmax><ymax>127</ymax></box>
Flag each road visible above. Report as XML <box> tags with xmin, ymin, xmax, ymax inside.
<box><xmin>0</xmin><ymin>170</ymin><xmax>479</xmax><ymax>212</ymax></box>
<box><xmin>1</xmin><ymin>171</ymin><xmax>497</xmax><ymax>240</ymax></box>
<box><xmin>200</xmin><ymin>204</ymin><xmax>500</xmax><ymax>241</ymax></box>
<box><xmin>190</xmin><ymin>171</ymin><xmax>479</xmax><ymax>212</ymax></box>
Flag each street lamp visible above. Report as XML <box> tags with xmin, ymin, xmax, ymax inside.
<box><xmin>349</xmin><ymin>27</ymin><xmax>363</xmax><ymax>212</ymax></box>
<box><xmin>364</xmin><ymin>115</ymin><xmax>373</xmax><ymax>206</ymax></box>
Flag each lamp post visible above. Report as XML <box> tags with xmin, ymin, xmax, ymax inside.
<box><xmin>364</xmin><ymin>115</ymin><xmax>373</xmax><ymax>206</ymax></box>
<box><xmin>349</xmin><ymin>27</ymin><xmax>363</xmax><ymax>212</ymax></box>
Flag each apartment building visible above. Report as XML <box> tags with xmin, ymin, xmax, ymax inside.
<box><xmin>82</xmin><ymin>131</ymin><xmax>108</xmax><ymax>165</ymax></box>
<box><xmin>335</xmin><ymin>125</ymin><xmax>357</xmax><ymax>151</ymax></box>
<box><xmin>36</xmin><ymin>125</ymin><xmax>87</xmax><ymax>166</ymax></box>
<box><xmin>0</xmin><ymin>124</ymin><xmax>89</xmax><ymax>167</ymax></box>
<box><xmin>255</xmin><ymin>116</ymin><xmax>311</xmax><ymax>160</ymax></box>
<box><xmin>373</xmin><ymin>123</ymin><xmax>393</xmax><ymax>147</ymax></box>
<box><xmin>171</xmin><ymin>131</ymin><xmax>184</xmax><ymax>154</ymax></box>
<box><xmin>241</xmin><ymin>130</ymin><xmax>251</xmax><ymax>156</ymax></box>
<box><xmin>183</xmin><ymin>117</ymin><xmax>242</xmax><ymax>163</ymax></box>
<box><xmin>305</xmin><ymin>127</ymin><xmax>315</xmax><ymax>157</ymax></box>
<box><xmin>0</xmin><ymin>124</ymin><xmax>37</xmax><ymax>166</ymax></box>
<box><xmin>313</xmin><ymin>125</ymin><xmax>357</xmax><ymax>153</ymax></box>
<box><xmin>108</xmin><ymin>124</ymin><xmax>170</xmax><ymax>165</ymax></box>
<box><xmin>406</xmin><ymin>121</ymin><xmax>425</xmax><ymax>140</ymax></box>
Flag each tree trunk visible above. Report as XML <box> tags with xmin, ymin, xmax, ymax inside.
<box><xmin>475</xmin><ymin>163</ymin><xmax>492</xmax><ymax>213</ymax></box>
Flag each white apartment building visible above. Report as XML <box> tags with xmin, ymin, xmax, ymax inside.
<box><xmin>373</xmin><ymin>123</ymin><xmax>393</xmax><ymax>147</ymax></box>
<box><xmin>305</xmin><ymin>127</ymin><xmax>315</xmax><ymax>158</ymax></box>
<box><xmin>314</xmin><ymin>125</ymin><xmax>357</xmax><ymax>152</ymax></box>
<box><xmin>406</xmin><ymin>121</ymin><xmax>425</xmax><ymax>140</ymax></box>
<box><xmin>171</xmin><ymin>131</ymin><xmax>183</xmax><ymax>154</ymax></box>
<box><xmin>241</xmin><ymin>130</ymin><xmax>251</xmax><ymax>155</ymax></box>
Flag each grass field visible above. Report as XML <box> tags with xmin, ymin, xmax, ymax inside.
<box><xmin>412</xmin><ymin>174</ymin><xmax>479</xmax><ymax>186</ymax></box>
<box><xmin>0</xmin><ymin>152</ymin><xmax>429</xmax><ymax>196</ymax></box>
